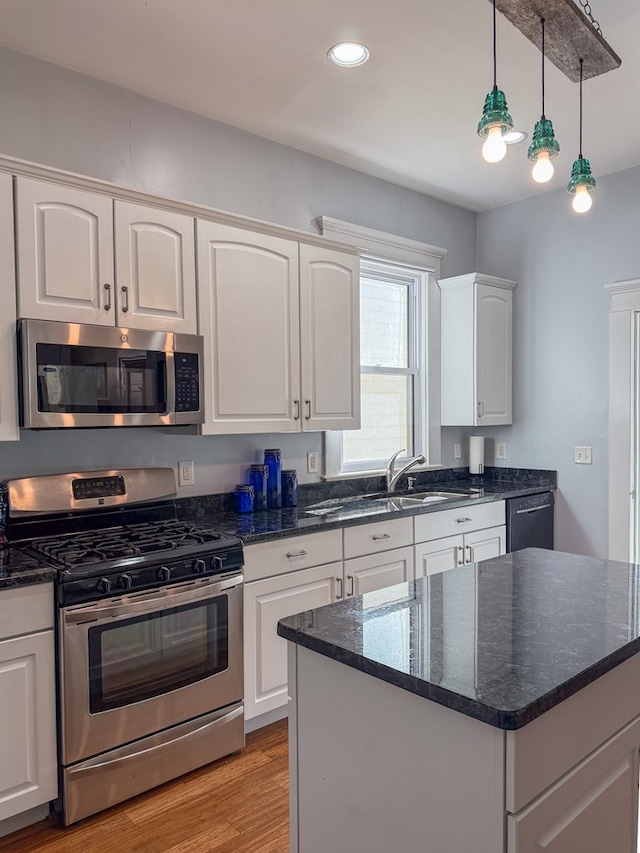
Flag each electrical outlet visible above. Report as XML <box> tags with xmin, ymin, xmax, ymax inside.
<box><xmin>496</xmin><ymin>442</ymin><xmax>508</xmax><ymax>460</ymax></box>
<box><xmin>307</xmin><ymin>451</ymin><xmax>319</xmax><ymax>474</ymax></box>
<box><xmin>178</xmin><ymin>460</ymin><xmax>195</xmax><ymax>486</ymax></box>
<box><xmin>574</xmin><ymin>446</ymin><xmax>592</xmax><ymax>464</ymax></box>
<box><xmin>453</xmin><ymin>443</ymin><xmax>462</xmax><ymax>459</ymax></box>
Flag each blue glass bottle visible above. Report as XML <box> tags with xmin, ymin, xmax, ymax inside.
<box><xmin>248</xmin><ymin>464</ymin><xmax>268</xmax><ymax>511</ymax></box>
<box><xmin>264</xmin><ymin>449</ymin><xmax>282</xmax><ymax>509</ymax></box>
<box><xmin>281</xmin><ymin>469</ymin><xmax>298</xmax><ymax>507</ymax></box>
<box><xmin>234</xmin><ymin>484</ymin><xmax>255</xmax><ymax>513</ymax></box>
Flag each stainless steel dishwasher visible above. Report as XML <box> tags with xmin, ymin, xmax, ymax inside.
<box><xmin>506</xmin><ymin>492</ymin><xmax>554</xmax><ymax>552</ymax></box>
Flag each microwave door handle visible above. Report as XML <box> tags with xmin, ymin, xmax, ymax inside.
<box><xmin>161</xmin><ymin>354</ymin><xmax>172</xmax><ymax>414</ymax></box>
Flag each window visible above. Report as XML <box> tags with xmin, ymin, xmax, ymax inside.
<box><xmin>341</xmin><ymin>259</ymin><xmax>426</xmax><ymax>472</ymax></box>
<box><xmin>319</xmin><ymin>217</ymin><xmax>445</xmax><ymax>478</ymax></box>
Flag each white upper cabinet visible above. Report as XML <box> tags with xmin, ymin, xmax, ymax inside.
<box><xmin>197</xmin><ymin>221</ymin><xmax>360</xmax><ymax>434</ymax></box>
<box><xmin>299</xmin><ymin>245</ymin><xmax>360</xmax><ymax>431</ymax></box>
<box><xmin>440</xmin><ymin>273</ymin><xmax>517</xmax><ymax>426</ymax></box>
<box><xmin>16</xmin><ymin>178</ymin><xmax>114</xmax><ymax>325</ymax></box>
<box><xmin>113</xmin><ymin>201</ymin><xmax>196</xmax><ymax>333</ymax></box>
<box><xmin>0</xmin><ymin>173</ymin><xmax>19</xmax><ymax>441</ymax></box>
<box><xmin>15</xmin><ymin>178</ymin><xmax>197</xmax><ymax>333</ymax></box>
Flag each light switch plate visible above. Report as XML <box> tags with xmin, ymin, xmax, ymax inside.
<box><xmin>574</xmin><ymin>446</ymin><xmax>592</xmax><ymax>464</ymax></box>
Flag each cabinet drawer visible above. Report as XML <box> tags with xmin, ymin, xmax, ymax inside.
<box><xmin>414</xmin><ymin>500</ymin><xmax>505</xmax><ymax>543</ymax></box>
<box><xmin>0</xmin><ymin>583</ymin><xmax>54</xmax><ymax>640</ymax></box>
<box><xmin>343</xmin><ymin>516</ymin><xmax>413</xmax><ymax>560</ymax></box>
<box><xmin>506</xmin><ymin>652</ymin><xmax>640</xmax><ymax>813</ymax></box>
<box><xmin>244</xmin><ymin>529</ymin><xmax>343</xmax><ymax>582</ymax></box>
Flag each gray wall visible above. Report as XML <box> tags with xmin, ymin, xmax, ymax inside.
<box><xmin>0</xmin><ymin>47</ymin><xmax>476</xmax><ymax>494</ymax></box>
<box><xmin>477</xmin><ymin>164</ymin><xmax>640</xmax><ymax>558</ymax></box>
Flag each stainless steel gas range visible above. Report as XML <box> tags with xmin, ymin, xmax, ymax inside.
<box><xmin>3</xmin><ymin>467</ymin><xmax>244</xmax><ymax>825</ymax></box>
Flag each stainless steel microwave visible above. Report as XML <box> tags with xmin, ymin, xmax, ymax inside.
<box><xmin>18</xmin><ymin>319</ymin><xmax>204</xmax><ymax>429</ymax></box>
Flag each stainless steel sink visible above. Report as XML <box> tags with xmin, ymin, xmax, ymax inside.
<box><xmin>370</xmin><ymin>490</ymin><xmax>472</xmax><ymax>508</ymax></box>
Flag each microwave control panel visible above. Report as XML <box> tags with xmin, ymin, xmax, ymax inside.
<box><xmin>174</xmin><ymin>352</ymin><xmax>200</xmax><ymax>412</ymax></box>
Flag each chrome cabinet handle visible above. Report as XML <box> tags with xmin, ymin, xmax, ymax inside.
<box><xmin>456</xmin><ymin>545</ymin><xmax>465</xmax><ymax>566</ymax></box>
<box><xmin>305</xmin><ymin>399</ymin><xmax>311</xmax><ymax>420</ymax></box>
<box><xmin>372</xmin><ymin>533</ymin><xmax>391</xmax><ymax>541</ymax></box>
<box><xmin>455</xmin><ymin>517</ymin><xmax>472</xmax><ymax>524</ymax></box>
<box><xmin>477</xmin><ymin>400</ymin><xmax>484</xmax><ymax>417</ymax></box>
<box><xmin>286</xmin><ymin>549</ymin><xmax>308</xmax><ymax>559</ymax></box>
<box><xmin>464</xmin><ymin>545</ymin><xmax>473</xmax><ymax>564</ymax></box>
<box><xmin>347</xmin><ymin>574</ymin><xmax>354</xmax><ymax>596</ymax></box>
<box><xmin>336</xmin><ymin>577</ymin><xmax>343</xmax><ymax>599</ymax></box>
<box><xmin>121</xmin><ymin>285</ymin><xmax>129</xmax><ymax>313</ymax></box>
<box><xmin>103</xmin><ymin>283</ymin><xmax>112</xmax><ymax>311</ymax></box>
<box><xmin>293</xmin><ymin>399</ymin><xmax>300</xmax><ymax>420</ymax></box>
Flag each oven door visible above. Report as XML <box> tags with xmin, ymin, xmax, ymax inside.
<box><xmin>60</xmin><ymin>574</ymin><xmax>243</xmax><ymax>765</ymax></box>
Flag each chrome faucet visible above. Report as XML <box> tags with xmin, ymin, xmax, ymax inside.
<box><xmin>386</xmin><ymin>449</ymin><xmax>427</xmax><ymax>492</ymax></box>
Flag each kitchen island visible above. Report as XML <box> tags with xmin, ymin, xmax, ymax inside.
<box><xmin>278</xmin><ymin>548</ymin><xmax>640</xmax><ymax>853</ymax></box>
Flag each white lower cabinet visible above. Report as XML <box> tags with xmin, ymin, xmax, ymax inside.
<box><xmin>244</xmin><ymin>561</ymin><xmax>342</xmax><ymax>721</ymax></box>
<box><xmin>344</xmin><ymin>547</ymin><xmax>414</xmax><ymax>598</ymax></box>
<box><xmin>415</xmin><ymin>526</ymin><xmax>506</xmax><ymax>577</ymax></box>
<box><xmin>0</xmin><ymin>584</ymin><xmax>57</xmax><ymax>822</ymax></box>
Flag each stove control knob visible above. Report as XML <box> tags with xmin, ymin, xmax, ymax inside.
<box><xmin>211</xmin><ymin>555</ymin><xmax>224</xmax><ymax>571</ymax></box>
<box><xmin>156</xmin><ymin>566</ymin><xmax>171</xmax><ymax>582</ymax></box>
<box><xmin>117</xmin><ymin>573</ymin><xmax>133</xmax><ymax>590</ymax></box>
<box><xmin>96</xmin><ymin>577</ymin><xmax>112</xmax><ymax>594</ymax></box>
<box><xmin>192</xmin><ymin>558</ymin><xmax>206</xmax><ymax>574</ymax></box>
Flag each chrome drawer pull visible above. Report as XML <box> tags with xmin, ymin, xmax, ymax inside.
<box><xmin>456</xmin><ymin>545</ymin><xmax>465</xmax><ymax>566</ymax></box>
<box><xmin>455</xmin><ymin>517</ymin><xmax>472</xmax><ymax>524</ymax></box>
<box><xmin>286</xmin><ymin>549</ymin><xmax>308</xmax><ymax>559</ymax></box>
<box><xmin>336</xmin><ymin>577</ymin><xmax>343</xmax><ymax>599</ymax></box>
<box><xmin>347</xmin><ymin>574</ymin><xmax>354</xmax><ymax>596</ymax></box>
<box><xmin>372</xmin><ymin>533</ymin><xmax>391</xmax><ymax>540</ymax></box>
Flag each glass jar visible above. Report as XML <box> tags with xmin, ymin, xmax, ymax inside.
<box><xmin>234</xmin><ymin>484</ymin><xmax>255</xmax><ymax>513</ymax></box>
<box><xmin>264</xmin><ymin>449</ymin><xmax>282</xmax><ymax>509</ymax></box>
<box><xmin>281</xmin><ymin>469</ymin><xmax>298</xmax><ymax>507</ymax></box>
<box><xmin>248</xmin><ymin>464</ymin><xmax>269</xmax><ymax>511</ymax></box>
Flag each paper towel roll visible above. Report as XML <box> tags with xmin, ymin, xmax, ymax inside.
<box><xmin>469</xmin><ymin>435</ymin><xmax>485</xmax><ymax>475</ymax></box>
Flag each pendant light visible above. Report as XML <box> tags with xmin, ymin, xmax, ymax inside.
<box><xmin>567</xmin><ymin>58</ymin><xmax>596</xmax><ymax>213</ymax></box>
<box><xmin>477</xmin><ymin>0</ymin><xmax>514</xmax><ymax>164</ymax></box>
<box><xmin>527</xmin><ymin>17</ymin><xmax>560</xmax><ymax>184</ymax></box>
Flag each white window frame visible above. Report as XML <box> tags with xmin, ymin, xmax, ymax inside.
<box><xmin>318</xmin><ymin>217</ymin><xmax>446</xmax><ymax>479</ymax></box>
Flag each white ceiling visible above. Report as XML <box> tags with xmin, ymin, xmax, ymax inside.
<box><xmin>0</xmin><ymin>0</ymin><xmax>636</xmax><ymax>211</ymax></box>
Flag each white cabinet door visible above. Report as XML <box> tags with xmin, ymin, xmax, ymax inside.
<box><xmin>0</xmin><ymin>630</ymin><xmax>57</xmax><ymax>820</ymax></box>
<box><xmin>345</xmin><ymin>546</ymin><xmax>414</xmax><ymax>598</ymax></box>
<box><xmin>415</xmin><ymin>526</ymin><xmax>506</xmax><ymax>578</ymax></box>
<box><xmin>197</xmin><ymin>221</ymin><xmax>300</xmax><ymax>434</ymax></box>
<box><xmin>299</xmin><ymin>245</ymin><xmax>360</xmax><ymax>431</ymax></box>
<box><xmin>114</xmin><ymin>201</ymin><xmax>196</xmax><ymax>333</ymax></box>
<box><xmin>15</xmin><ymin>177</ymin><xmax>114</xmax><ymax>325</ymax></box>
<box><xmin>465</xmin><ymin>525</ymin><xmax>506</xmax><ymax>564</ymax></box>
<box><xmin>0</xmin><ymin>174</ymin><xmax>19</xmax><ymax>441</ymax></box>
<box><xmin>415</xmin><ymin>534</ymin><xmax>463</xmax><ymax>577</ymax></box>
<box><xmin>244</xmin><ymin>562</ymin><xmax>341</xmax><ymax>720</ymax></box>
<box><xmin>440</xmin><ymin>273</ymin><xmax>516</xmax><ymax>426</ymax></box>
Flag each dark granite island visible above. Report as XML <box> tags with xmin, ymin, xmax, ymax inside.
<box><xmin>278</xmin><ymin>549</ymin><xmax>640</xmax><ymax>853</ymax></box>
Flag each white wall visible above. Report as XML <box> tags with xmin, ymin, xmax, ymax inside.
<box><xmin>477</xmin><ymin>164</ymin><xmax>640</xmax><ymax>558</ymax></box>
<box><xmin>0</xmin><ymin>46</ymin><xmax>476</xmax><ymax>493</ymax></box>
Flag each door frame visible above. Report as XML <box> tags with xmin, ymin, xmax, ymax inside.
<box><xmin>606</xmin><ymin>279</ymin><xmax>640</xmax><ymax>562</ymax></box>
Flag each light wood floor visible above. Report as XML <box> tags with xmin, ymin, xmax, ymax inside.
<box><xmin>0</xmin><ymin>720</ymin><xmax>289</xmax><ymax>853</ymax></box>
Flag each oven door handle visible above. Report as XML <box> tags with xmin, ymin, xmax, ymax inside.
<box><xmin>63</xmin><ymin>573</ymin><xmax>243</xmax><ymax>624</ymax></box>
<box><xmin>65</xmin><ymin>703</ymin><xmax>244</xmax><ymax>780</ymax></box>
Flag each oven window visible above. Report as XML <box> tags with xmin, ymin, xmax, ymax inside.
<box><xmin>36</xmin><ymin>343</ymin><xmax>167</xmax><ymax>414</ymax></box>
<box><xmin>87</xmin><ymin>597</ymin><xmax>228</xmax><ymax>712</ymax></box>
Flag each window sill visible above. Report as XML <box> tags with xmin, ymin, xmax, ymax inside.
<box><xmin>323</xmin><ymin>464</ymin><xmax>444</xmax><ymax>482</ymax></box>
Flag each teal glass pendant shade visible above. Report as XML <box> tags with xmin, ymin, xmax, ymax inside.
<box><xmin>527</xmin><ymin>117</ymin><xmax>560</xmax><ymax>162</ymax></box>
<box><xmin>477</xmin><ymin>87</ymin><xmax>514</xmax><ymax>138</ymax></box>
<box><xmin>567</xmin><ymin>156</ymin><xmax>596</xmax><ymax>193</ymax></box>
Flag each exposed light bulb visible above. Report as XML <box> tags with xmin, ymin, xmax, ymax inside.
<box><xmin>572</xmin><ymin>184</ymin><xmax>593</xmax><ymax>213</ymax></box>
<box><xmin>532</xmin><ymin>151</ymin><xmax>554</xmax><ymax>183</ymax></box>
<box><xmin>482</xmin><ymin>126</ymin><xmax>507</xmax><ymax>163</ymax></box>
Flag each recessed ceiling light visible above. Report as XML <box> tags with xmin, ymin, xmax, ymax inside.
<box><xmin>503</xmin><ymin>130</ymin><xmax>528</xmax><ymax>145</ymax></box>
<box><xmin>327</xmin><ymin>42</ymin><xmax>370</xmax><ymax>67</ymax></box>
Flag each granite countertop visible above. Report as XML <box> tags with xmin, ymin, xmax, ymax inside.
<box><xmin>278</xmin><ymin>548</ymin><xmax>640</xmax><ymax>730</ymax></box>
<box><xmin>179</xmin><ymin>471</ymin><xmax>556</xmax><ymax>545</ymax></box>
<box><xmin>0</xmin><ymin>545</ymin><xmax>58</xmax><ymax>589</ymax></box>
